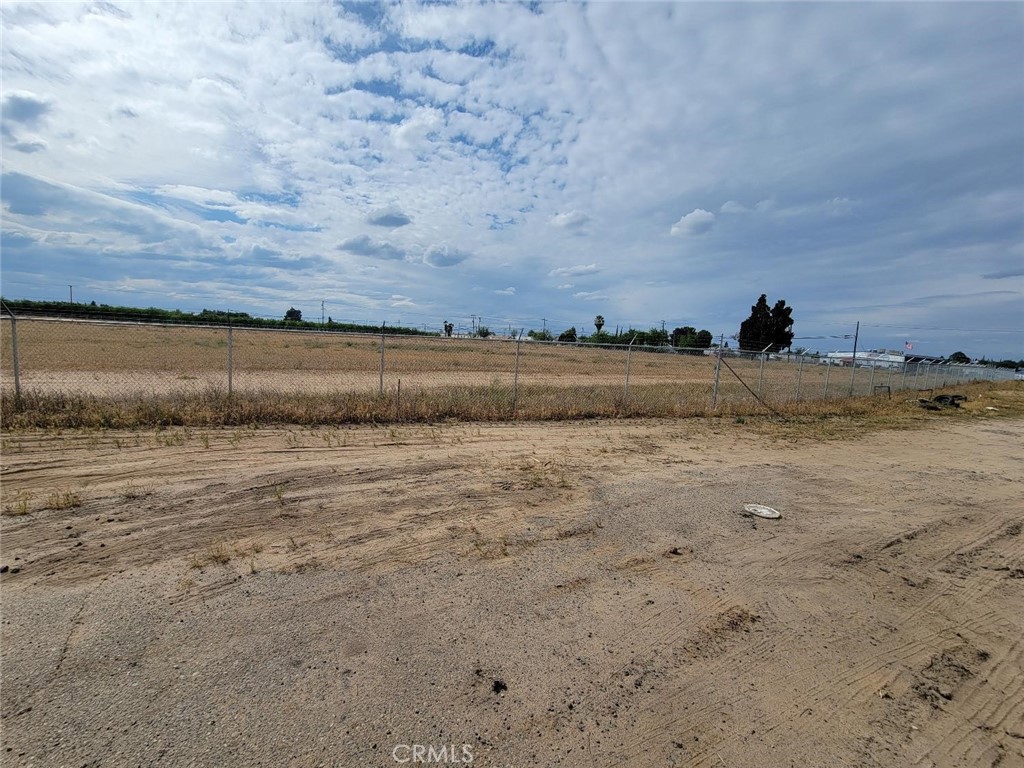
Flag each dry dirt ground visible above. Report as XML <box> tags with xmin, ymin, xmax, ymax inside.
<box><xmin>1</xmin><ymin>411</ymin><xmax>1022</xmax><ymax>767</ymax></box>
<box><xmin>1</xmin><ymin>317</ymin><xmax>897</xmax><ymax>401</ymax></box>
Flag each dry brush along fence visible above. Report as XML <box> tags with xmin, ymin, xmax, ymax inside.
<box><xmin>0</xmin><ymin>316</ymin><xmax>1013</xmax><ymax>428</ymax></box>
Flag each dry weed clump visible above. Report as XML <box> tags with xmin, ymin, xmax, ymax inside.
<box><xmin>2</xmin><ymin>380</ymin><xmax>1020</xmax><ymax>431</ymax></box>
<box><xmin>43</xmin><ymin>489</ymin><xmax>83</xmax><ymax>510</ymax></box>
<box><xmin>188</xmin><ymin>540</ymin><xmax>266</xmax><ymax>570</ymax></box>
<box><xmin>118</xmin><ymin>481</ymin><xmax>152</xmax><ymax>501</ymax></box>
<box><xmin>2</xmin><ymin>490</ymin><xmax>33</xmax><ymax>516</ymax></box>
<box><xmin>189</xmin><ymin>542</ymin><xmax>233</xmax><ymax>569</ymax></box>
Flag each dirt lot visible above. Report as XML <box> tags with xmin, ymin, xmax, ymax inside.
<box><xmin>1</xmin><ymin>317</ymin><xmax>924</xmax><ymax>402</ymax></box>
<box><xmin>2</xmin><ymin>404</ymin><xmax>1022</xmax><ymax>767</ymax></box>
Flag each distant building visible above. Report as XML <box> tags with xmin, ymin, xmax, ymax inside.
<box><xmin>822</xmin><ymin>350</ymin><xmax>906</xmax><ymax>368</ymax></box>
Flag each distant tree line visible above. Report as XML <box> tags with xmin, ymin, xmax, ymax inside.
<box><xmin>0</xmin><ymin>299</ymin><xmax>436</xmax><ymax>337</ymax></box>
<box><xmin>525</xmin><ymin>317</ymin><xmax>714</xmax><ymax>351</ymax></box>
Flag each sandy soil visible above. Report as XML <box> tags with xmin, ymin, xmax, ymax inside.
<box><xmin>1</xmin><ymin>414</ymin><xmax>1022</xmax><ymax>767</ymax></box>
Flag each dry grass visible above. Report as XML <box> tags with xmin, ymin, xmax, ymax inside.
<box><xmin>189</xmin><ymin>542</ymin><xmax>233</xmax><ymax>569</ymax></box>
<box><xmin>2</xmin><ymin>490</ymin><xmax>33</xmax><ymax>517</ymax></box>
<box><xmin>733</xmin><ymin>381</ymin><xmax>1024</xmax><ymax>441</ymax></box>
<box><xmin>43</xmin><ymin>489</ymin><xmax>82</xmax><ymax>510</ymax></box>
<box><xmin>118</xmin><ymin>481</ymin><xmax>153</xmax><ymax>501</ymax></box>
<box><xmin>2</xmin><ymin>318</ymin><xmax>1019</xmax><ymax>431</ymax></box>
<box><xmin>2</xmin><ymin>380</ymin><xmax>1020</xmax><ymax>431</ymax></box>
<box><xmin>187</xmin><ymin>540</ymin><xmax>265</xmax><ymax>570</ymax></box>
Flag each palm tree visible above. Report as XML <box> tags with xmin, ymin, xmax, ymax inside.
<box><xmin>594</xmin><ymin>315</ymin><xmax>605</xmax><ymax>334</ymax></box>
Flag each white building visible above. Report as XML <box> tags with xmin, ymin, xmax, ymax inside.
<box><xmin>822</xmin><ymin>350</ymin><xmax>905</xmax><ymax>368</ymax></box>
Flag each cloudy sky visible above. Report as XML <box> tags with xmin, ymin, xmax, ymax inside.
<box><xmin>1</xmin><ymin>1</ymin><xmax>1022</xmax><ymax>358</ymax></box>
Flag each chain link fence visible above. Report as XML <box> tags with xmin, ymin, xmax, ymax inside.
<box><xmin>1</xmin><ymin>315</ymin><xmax>1015</xmax><ymax>423</ymax></box>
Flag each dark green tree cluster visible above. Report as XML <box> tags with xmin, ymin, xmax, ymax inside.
<box><xmin>738</xmin><ymin>294</ymin><xmax>794</xmax><ymax>353</ymax></box>
<box><xmin>670</xmin><ymin>326</ymin><xmax>713</xmax><ymax>351</ymax></box>
<box><xmin>585</xmin><ymin>326</ymin><xmax>671</xmax><ymax>346</ymax></box>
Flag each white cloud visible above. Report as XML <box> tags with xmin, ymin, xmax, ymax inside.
<box><xmin>392</xmin><ymin>106</ymin><xmax>444</xmax><ymax>150</ymax></box>
<box><xmin>549</xmin><ymin>263</ymin><xmax>599</xmax><ymax>277</ymax></box>
<box><xmin>493</xmin><ymin>286</ymin><xmax>516</xmax><ymax>295</ymax></box>
<box><xmin>153</xmin><ymin>185</ymin><xmax>239</xmax><ymax>207</ymax></box>
<box><xmin>670</xmin><ymin>208</ymin><xmax>715</xmax><ymax>236</ymax></box>
<box><xmin>573</xmin><ymin>290</ymin><xmax>609</xmax><ymax>301</ymax></box>
<box><xmin>549</xmin><ymin>210</ymin><xmax>589</xmax><ymax>229</ymax></box>
<box><xmin>557</xmin><ymin>283</ymin><xmax>575</xmax><ymax>290</ymax></box>
<box><xmin>720</xmin><ymin>200</ymin><xmax>749</xmax><ymax>214</ymax></box>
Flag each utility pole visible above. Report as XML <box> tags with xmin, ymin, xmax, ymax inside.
<box><xmin>321</xmin><ymin>300</ymin><xmax>325</xmax><ymax>326</ymax></box>
<box><xmin>542</xmin><ymin>318</ymin><xmax>547</xmax><ymax>334</ymax></box>
<box><xmin>69</xmin><ymin>285</ymin><xmax>73</xmax><ymax>303</ymax></box>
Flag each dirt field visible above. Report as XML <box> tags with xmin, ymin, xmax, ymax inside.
<box><xmin>2</xmin><ymin>401</ymin><xmax>1022</xmax><ymax>766</ymax></box>
<box><xmin>2</xmin><ymin>317</ymin><xmax>969</xmax><ymax>404</ymax></box>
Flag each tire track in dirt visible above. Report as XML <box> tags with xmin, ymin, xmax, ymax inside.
<box><xmin>912</xmin><ymin>635</ymin><xmax>1024</xmax><ymax>767</ymax></box>
<box><xmin>546</xmin><ymin>424</ymin><xmax>1024</xmax><ymax>768</ymax></box>
<box><xmin>3</xmin><ymin>416</ymin><xmax>1022</xmax><ymax>768</ymax></box>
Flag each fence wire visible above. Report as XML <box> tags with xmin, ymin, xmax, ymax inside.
<box><xmin>0</xmin><ymin>316</ymin><xmax>1015</xmax><ymax>422</ymax></box>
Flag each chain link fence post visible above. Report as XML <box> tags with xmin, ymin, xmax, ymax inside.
<box><xmin>512</xmin><ymin>330</ymin><xmax>523</xmax><ymax>418</ymax></box>
<box><xmin>795</xmin><ymin>355</ymin><xmax>804</xmax><ymax>401</ymax></box>
<box><xmin>868</xmin><ymin>361</ymin><xmax>875</xmax><ymax>395</ymax></box>
<box><xmin>823</xmin><ymin>359</ymin><xmax>832</xmax><ymax>399</ymax></box>
<box><xmin>711</xmin><ymin>334</ymin><xmax>723</xmax><ymax>410</ymax></box>
<box><xmin>227</xmin><ymin>324</ymin><xmax>233</xmax><ymax>397</ymax></box>
<box><xmin>623</xmin><ymin>335</ymin><xmax>636</xmax><ymax>405</ymax></box>
<box><xmin>7</xmin><ymin>313</ymin><xmax>22</xmax><ymax>401</ymax></box>
<box><xmin>379</xmin><ymin>322</ymin><xmax>386</xmax><ymax>396</ymax></box>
